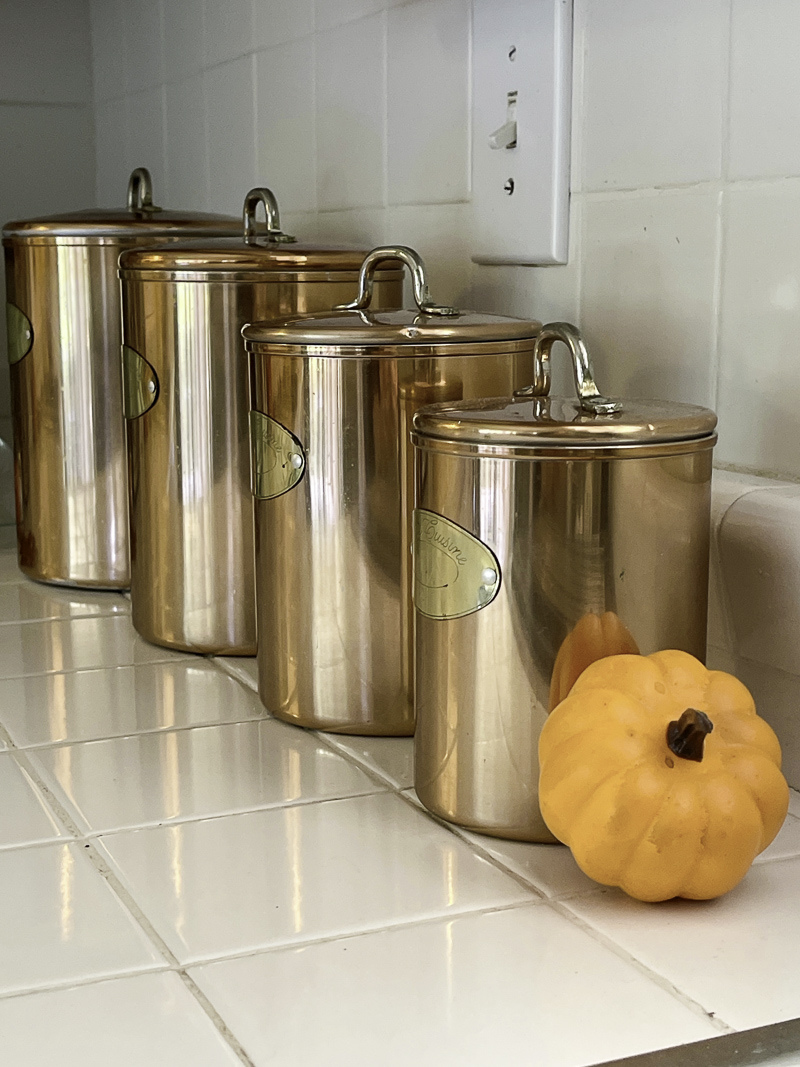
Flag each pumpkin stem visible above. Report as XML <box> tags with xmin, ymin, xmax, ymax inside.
<box><xmin>666</xmin><ymin>708</ymin><xmax>714</xmax><ymax>762</ymax></box>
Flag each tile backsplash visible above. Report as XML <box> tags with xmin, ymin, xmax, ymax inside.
<box><xmin>87</xmin><ymin>0</ymin><xmax>800</xmax><ymax>482</ymax></box>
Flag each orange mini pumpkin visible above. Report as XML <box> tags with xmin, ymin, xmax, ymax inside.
<box><xmin>539</xmin><ymin>650</ymin><xmax>789</xmax><ymax>902</ymax></box>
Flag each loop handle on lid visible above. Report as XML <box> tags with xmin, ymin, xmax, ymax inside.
<box><xmin>242</xmin><ymin>187</ymin><xmax>296</xmax><ymax>245</ymax></box>
<box><xmin>127</xmin><ymin>168</ymin><xmax>160</xmax><ymax>213</ymax></box>
<box><xmin>515</xmin><ymin>322</ymin><xmax>622</xmax><ymax>415</ymax></box>
<box><xmin>336</xmin><ymin>245</ymin><xmax>459</xmax><ymax>317</ymax></box>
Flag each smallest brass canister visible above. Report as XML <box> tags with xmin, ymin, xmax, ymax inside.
<box><xmin>411</xmin><ymin>323</ymin><xmax>718</xmax><ymax>841</ymax></box>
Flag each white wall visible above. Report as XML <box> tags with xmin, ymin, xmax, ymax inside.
<box><xmin>0</xmin><ymin>0</ymin><xmax>96</xmax><ymax>518</ymax></box>
<box><xmin>91</xmin><ymin>0</ymin><xmax>800</xmax><ymax>483</ymax></box>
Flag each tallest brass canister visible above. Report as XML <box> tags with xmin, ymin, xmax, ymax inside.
<box><xmin>2</xmin><ymin>169</ymin><xmax>240</xmax><ymax>588</ymax></box>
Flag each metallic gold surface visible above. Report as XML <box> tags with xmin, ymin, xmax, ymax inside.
<box><xmin>5</xmin><ymin>302</ymin><xmax>33</xmax><ymax>365</ymax></box>
<box><xmin>2</xmin><ymin>171</ymin><xmax>240</xmax><ymax>589</ymax></box>
<box><xmin>413</xmin><ymin>508</ymin><xmax>501</xmax><ymax>620</ymax></box>
<box><xmin>412</xmin><ymin>370</ymin><xmax>716</xmax><ymax>841</ymax></box>
<box><xmin>6</xmin><ymin>241</ymin><xmax>138</xmax><ymax>588</ymax></box>
<box><xmin>249</xmin><ymin>410</ymin><xmax>305</xmax><ymax>500</ymax></box>
<box><xmin>124</xmin><ymin>273</ymin><xmax>403</xmax><ymax>655</ymax></box>
<box><xmin>249</xmin><ymin>347</ymin><xmax>533</xmax><ymax>734</ymax></box>
<box><xmin>121</xmin><ymin>345</ymin><xmax>158</xmax><ymax>419</ymax></box>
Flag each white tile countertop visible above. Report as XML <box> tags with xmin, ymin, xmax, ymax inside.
<box><xmin>0</xmin><ymin>526</ymin><xmax>799</xmax><ymax>1067</ymax></box>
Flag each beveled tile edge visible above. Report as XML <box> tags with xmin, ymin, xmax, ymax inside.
<box><xmin>591</xmin><ymin>1016</ymin><xmax>800</xmax><ymax>1067</ymax></box>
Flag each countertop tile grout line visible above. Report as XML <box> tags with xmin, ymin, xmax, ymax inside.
<box><xmin>380</xmin><ymin>787</ymin><xmax>739</xmax><ymax>1036</ymax></box>
<box><xmin>548</xmin><ymin>894</ymin><xmax>736</xmax><ymax>1036</ymax></box>
<box><xmin>0</xmin><ymin>713</ymin><xmax>272</xmax><ymax>752</ymax></box>
<box><xmin>6</xmin><ymin>739</ymin><xmax>259</xmax><ymax>1066</ymax></box>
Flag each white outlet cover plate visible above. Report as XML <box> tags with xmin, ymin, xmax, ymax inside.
<box><xmin>471</xmin><ymin>0</ymin><xmax>573</xmax><ymax>265</ymax></box>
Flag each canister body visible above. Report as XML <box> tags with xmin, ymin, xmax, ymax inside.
<box><xmin>5</xmin><ymin>238</ymin><xmax>136</xmax><ymax>588</ymax></box>
<box><xmin>412</xmin><ymin>442</ymin><xmax>714</xmax><ymax>840</ymax></box>
<box><xmin>123</xmin><ymin>275</ymin><xmax>402</xmax><ymax>655</ymax></box>
<box><xmin>249</xmin><ymin>348</ymin><xmax>533</xmax><ymax>733</ymax></box>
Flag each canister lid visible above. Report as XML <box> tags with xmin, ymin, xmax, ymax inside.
<box><xmin>2</xmin><ymin>169</ymin><xmax>239</xmax><ymax>241</ymax></box>
<box><xmin>413</xmin><ymin>395</ymin><xmax>717</xmax><ymax>448</ymax></box>
<box><xmin>411</xmin><ymin>323</ymin><xmax>717</xmax><ymax>457</ymax></box>
<box><xmin>117</xmin><ymin>188</ymin><xmax>405</xmax><ymax>280</ymax></box>
<box><xmin>242</xmin><ymin>245</ymin><xmax>541</xmax><ymax>348</ymax></box>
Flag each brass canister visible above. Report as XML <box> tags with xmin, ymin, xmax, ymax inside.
<box><xmin>118</xmin><ymin>191</ymin><xmax>403</xmax><ymax>655</ymax></box>
<box><xmin>411</xmin><ymin>323</ymin><xmax>718</xmax><ymax>841</ymax></box>
<box><xmin>2</xmin><ymin>168</ymin><xmax>240</xmax><ymax>588</ymax></box>
<box><xmin>243</xmin><ymin>245</ymin><xmax>541</xmax><ymax>734</ymax></box>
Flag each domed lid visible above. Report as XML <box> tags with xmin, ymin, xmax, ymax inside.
<box><xmin>2</xmin><ymin>169</ymin><xmax>239</xmax><ymax>240</ymax></box>
<box><xmin>412</xmin><ymin>323</ymin><xmax>717</xmax><ymax>455</ymax></box>
<box><xmin>242</xmin><ymin>246</ymin><xmax>541</xmax><ymax>349</ymax></box>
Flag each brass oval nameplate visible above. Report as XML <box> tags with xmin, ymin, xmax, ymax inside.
<box><xmin>249</xmin><ymin>410</ymin><xmax>306</xmax><ymax>499</ymax></box>
<box><xmin>413</xmin><ymin>509</ymin><xmax>501</xmax><ymax>620</ymax></box>
<box><xmin>6</xmin><ymin>303</ymin><xmax>33</xmax><ymax>365</ymax></box>
<box><xmin>122</xmin><ymin>345</ymin><xmax>159</xmax><ymax>419</ymax></box>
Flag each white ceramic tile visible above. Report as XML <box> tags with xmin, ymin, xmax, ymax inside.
<box><xmin>0</xmin><ymin>105</ymin><xmax>95</xmax><ymax>222</ymax></box>
<box><xmin>163</xmin><ymin>0</ymin><xmax>205</xmax><ymax>82</ymax></box>
<box><xmin>316</xmin><ymin>14</ymin><xmax>386</xmax><ymax>211</ymax></box>
<box><xmin>565</xmin><ymin>856</ymin><xmax>800</xmax><ymax>1031</ymax></box>
<box><xmin>0</xmin><ymin>615</ymin><xmax>184</xmax><ymax>680</ymax></box>
<box><xmin>99</xmin><ymin>792</ymin><xmax>532</xmax><ymax>961</ymax></box>
<box><xmin>313</xmin><ymin>208</ymin><xmax>386</xmax><ymax>246</ymax></box>
<box><xmin>755</xmin><ymin>814</ymin><xmax>800</xmax><ymax>865</ymax></box>
<box><xmin>0</xmin><ymin>527</ymin><xmax>17</xmax><ymax>551</ymax></box>
<box><xmin>719</xmin><ymin>487</ymin><xmax>800</xmax><ymax>675</ymax></box>
<box><xmin>193</xmin><ymin>905</ymin><xmax>718</xmax><ymax>1067</ymax></box>
<box><xmin>471</xmin><ymin>196</ymin><xmax>581</xmax><ymax>395</ymax></box>
<box><xmin>0</xmin><ymin>843</ymin><xmax>163</xmax><ymax>995</ymax></box>
<box><xmin>0</xmin><ymin>660</ymin><xmax>264</xmax><ymax>749</ymax></box>
<box><xmin>33</xmin><ymin>719</ymin><xmax>382</xmax><ymax>833</ymax></box>
<box><xmin>387</xmin><ymin>0</ymin><xmax>469</xmax><ymax>205</ymax></box>
<box><xmin>316</xmin><ymin>0</ymin><xmax>402</xmax><ymax>32</ymax></box>
<box><xmin>0</xmin><ymin>754</ymin><xmax>65</xmax><ymax>848</ymax></box>
<box><xmin>124</xmin><ymin>0</ymin><xmax>165</xmax><ymax>93</ymax></box>
<box><xmin>90</xmin><ymin>0</ymin><xmax>128</xmax><ymax>101</ymax></box>
<box><xmin>581</xmin><ymin>188</ymin><xmax>720</xmax><ymax>408</ymax></box>
<box><xmin>165</xmin><ymin>74</ymin><xmax>208</xmax><ymax>209</ymax></box>
<box><xmin>203</xmin><ymin>0</ymin><xmax>254</xmax><ymax>67</ymax></box>
<box><xmin>790</xmin><ymin>790</ymin><xmax>800</xmax><ymax>820</ymax></box>
<box><xmin>581</xmin><ymin>0</ymin><xmax>726</xmax><ymax>191</ymax></box>
<box><xmin>255</xmin><ymin>38</ymin><xmax>316</xmax><ymax>213</ymax></box>
<box><xmin>706</xmin><ymin>471</ymin><xmax>777</xmax><ymax>652</ymax></box>
<box><xmin>0</xmin><ymin>581</ymin><xmax>127</xmax><ymax>626</ymax></box>
<box><xmin>204</xmin><ymin>56</ymin><xmax>258</xmax><ymax>215</ymax></box>
<box><xmin>323</xmin><ymin>734</ymin><xmax>414</xmax><ymax>789</ymax></box>
<box><xmin>0</xmin><ymin>0</ymin><xmax>93</xmax><ymax>104</ymax></box>
<box><xmin>0</xmin><ymin>972</ymin><xmax>243</xmax><ymax>1067</ymax></box>
<box><xmin>717</xmin><ymin>183</ymin><xmax>800</xmax><ymax>479</ymax></box>
<box><xmin>729</xmin><ymin>0</ymin><xmax>800</xmax><ymax>180</ymax></box>
<box><xmin>384</xmin><ymin>203</ymin><xmax>472</xmax><ymax>306</ymax></box>
<box><xmin>212</xmin><ymin>655</ymin><xmax>259</xmax><ymax>692</ymax></box>
<box><xmin>125</xmin><ymin>87</ymin><xmax>168</xmax><ymax>198</ymax></box>
<box><xmin>95</xmin><ymin>96</ymin><xmax>131</xmax><ymax>207</ymax></box>
<box><xmin>0</xmin><ymin>548</ymin><xmax>25</xmax><ymax>585</ymax></box>
<box><xmin>459</xmin><ymin>832</ymin><xmax>602</xmax><ymax>900</ymax></box>
<box><xmin>253</xmin><ymin>0</ymin><xmax>314</xmax><ymax>48</ymax></box>
<box><xmin>731</xmin><ymin>657</ymin><xmax>800</xmax><ymax>794</ymax></box>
